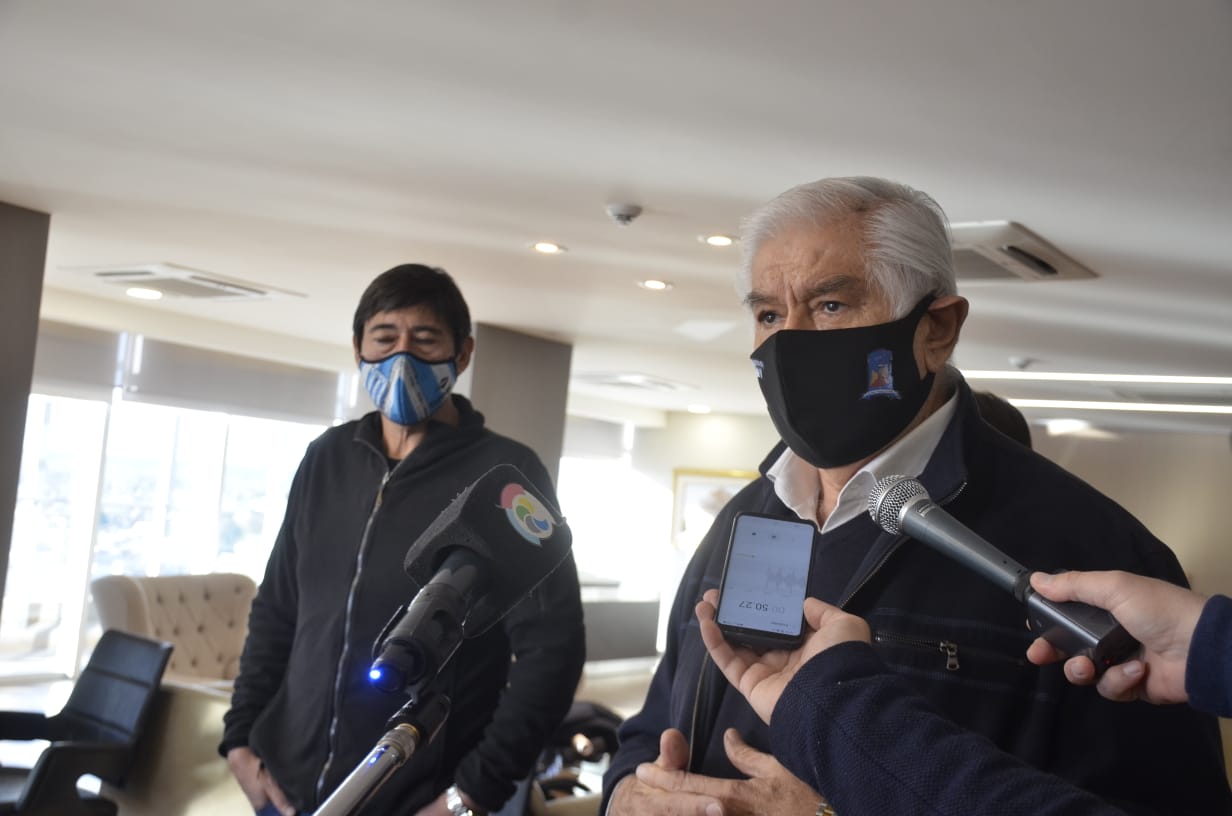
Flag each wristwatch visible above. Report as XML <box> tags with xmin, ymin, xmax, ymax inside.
<box><xmin>444</xmin><ymin>784</ymin><xmax>475</xmax><ymax>816</ymax></box>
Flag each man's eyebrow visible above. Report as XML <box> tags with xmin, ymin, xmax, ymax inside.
<box><xmin>801</xmin><ymin>275</ymin><xmax>864</xmax><ymax>300</ymax></box>
<box><xmin>365</xmin><ymin>322</ymin><xmax>443</xmax><ymax>335</ymax></box>
<box><xmin>743</xmin><ymin>275</ymin><xmax>865</xmax><ymax>310</ymax></box>
<box><xmin>743</xmin><ymin>290</ymin><xmax>776</xmax><ymax>310</ymax></box>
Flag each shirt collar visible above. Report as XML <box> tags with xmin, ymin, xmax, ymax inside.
<box><xmin>768</xmin><ymin>394</ymin><xmax>958</xmax><ymax>533</ymax></box>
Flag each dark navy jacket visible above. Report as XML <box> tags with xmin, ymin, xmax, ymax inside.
<box><xmin>603</xmin><ymin>379</ymin><xmax>1231</xmax><ymax>814</ymax></box>
<box><xmin>1188</xmin><ymin>594</ymin><xmax>1232</xmax><ymax>719</ymax></box>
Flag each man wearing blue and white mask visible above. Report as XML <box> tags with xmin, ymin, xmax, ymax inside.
<box><xmin>222</xmin><ymin>264</ymin><xmax>585</xmax><ymax>816</ymax></box>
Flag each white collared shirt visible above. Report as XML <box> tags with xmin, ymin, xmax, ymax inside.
<box><xmin>767</xmin><ymin>395</ymin><xmax>957</xmax><ymax>533</ymax></box>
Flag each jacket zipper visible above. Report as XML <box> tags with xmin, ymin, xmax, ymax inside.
<box><xmin>874</xmin><ymin>629</ymin><xmax>1030</xmax><ymax>672</ymax></box>
<box><xmin>687</xmin><ymin>652</ymin><xmax>711</xmax><ymax>773</ymax></box>
<box><xmin>874</xmin><ymin>631</ymin><xmax>961</xmax><ymax>671</ymax></box>
<box><xmin>315</xmin><ymin>463</ymin><xmax>396</xmax><ymax>804</ymax></box>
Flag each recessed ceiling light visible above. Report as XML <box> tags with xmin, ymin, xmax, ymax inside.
<box><xmin>687</xmin><ymin>404</ymin><xmax>711</xmax><ymax>414</ymax></box>
<box><xmin>532</xmin><ymin>241</ymin><xmax>566</xmax><ymax>254</ymax></box>
<box><xmin>638</xmin><ymin>279</ymin><xmax>673</xmax><ymax>291</ymax></box>
<box><xmin>700</xmin><ymin>234</ymin><xmax>735</xmax><ymax>247</ymax></box>
<box><xmin>125</xmin><ymin>287</ymin><xmax>163</xmax><ymax>301</ymax></box>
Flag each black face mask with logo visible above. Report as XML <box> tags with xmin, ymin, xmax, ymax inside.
<box><xmin>750</xmin><ymin>296</ymin><xmax>936</xmax><ymax>469</ymax></box>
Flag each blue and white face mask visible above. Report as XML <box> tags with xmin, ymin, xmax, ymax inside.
<box><xmin>358</xmin><ymin>351</ymin><xmax>457</xmax><ymax>426</ymax></box>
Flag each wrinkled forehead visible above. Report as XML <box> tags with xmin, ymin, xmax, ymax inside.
<box><xmin>749</xmin><ymin>215</ymin><xmax>874</xmax><ymax>296</ymax></box>
<box><xmin>362</xmin><ymin>304</ymin><xmax>448</xmax><ymax>333</ymax></box>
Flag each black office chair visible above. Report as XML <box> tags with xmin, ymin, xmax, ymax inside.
<box><xmin>0</xmin><ymin>630</ymin><xmax>173</xmax><ymax>816</ymax></box>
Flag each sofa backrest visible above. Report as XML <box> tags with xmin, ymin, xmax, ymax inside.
<box><xmin>91</xmin><ymin>573</ymin><xmax>257</xmax><ymax>681</ymax></box>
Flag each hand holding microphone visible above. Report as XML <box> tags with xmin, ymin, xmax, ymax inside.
<box><xmin>867</xmin><ymin>475</ymin><xmax>1141</xmax><ymax>674</ymax></box>
<box><xmin>1026</xmin><ymin>570</ymin><xmax>1205</xmax><ymax>704</ymax></box>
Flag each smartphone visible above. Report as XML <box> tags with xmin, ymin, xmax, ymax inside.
<box><xmin>715</xmin><ymin>511</ymin><xmax>816</xmax><ymax>651</ymax></box>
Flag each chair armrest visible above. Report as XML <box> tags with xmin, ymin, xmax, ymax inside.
<box><xmin>0</xmin><ymin>710</ymin><xmax>52</xmax><ymax>741</ymax></box>
<box><xmin>27</xmin><ymin>740</ymin><xmax>132</xmax><ymax>787</ymax></box>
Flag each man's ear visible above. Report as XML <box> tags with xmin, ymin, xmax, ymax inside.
<box><xmin>455</xmin><ymin>336</ymin><xmax>475</xmax><ymax>375</ymax></box>
<box><xmin>352</xmin><ymin>337</ymin><xmax>362</xmax><ymax>368</ymax></box>
<box><xmin>919</xmin><ymin>295</ymin><xmax>968</xmax><ymax>373</ymax></box>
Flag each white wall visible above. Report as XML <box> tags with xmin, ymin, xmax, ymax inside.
<box><xmin>631</xmin><ymin>411</ymin><xmax>780</xmax><ymax>492</ymax></box>
<box><xmin>1033</xmin><ymin>428</ymin><xmax>1232</xmax><ymax>598</ymax></box>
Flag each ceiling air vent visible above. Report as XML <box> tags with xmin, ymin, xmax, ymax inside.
<box><xmin>950</xmin><ymin>221</ymin><xmax>1096</xmax><ymax>282</ymax></box>
<box><xmin>74</xmin><ymin>263</ymin><xmax>303</xmax><ymax>300</ymax></box>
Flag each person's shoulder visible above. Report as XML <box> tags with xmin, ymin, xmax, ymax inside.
<box><xmin>971</xmin><ymin>436</ymin><xmax>1180</xmax><ymax>574</ymax></box>
<box><xmin>467</xmin><ymin>428</ymin><xmax>552</xmax><ymax>473</ymax></box>
<box><xmin>296</xmin><ymin>415</ymin><xmax>381</xmax><ymax>467</ymax></box>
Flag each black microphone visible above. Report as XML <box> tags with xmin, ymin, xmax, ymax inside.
<box><xmin>867</xmin><ymin>475</ymin><xmax>1139</xmax><ymax>673</ymax></box>
<box><xmin>369</xmin><ymin>463</ymin><xmax>572</xmax><ymax>696</ymax></box>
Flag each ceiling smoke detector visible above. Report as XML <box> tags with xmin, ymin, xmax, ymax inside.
<box><xmin>605</xmin><ymin>203</ymin><xmax>643</xmax><ymax>226</ymax></box>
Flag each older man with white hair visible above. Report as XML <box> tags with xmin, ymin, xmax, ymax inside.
<box><xmin>601</xmin><ymin>177</ymin><xmax>1231</xmax><ymax>815</ymax></box>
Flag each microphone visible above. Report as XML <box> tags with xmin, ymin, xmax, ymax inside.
<box><xmin>368</xmin><ymin>463</ymin><xmax>572</xmax><ymax>696</ymax></box>
<box><xmin>867</xmin><ymin>475</ymin><xmax>1139</xmax><ymax>673</ymax></box>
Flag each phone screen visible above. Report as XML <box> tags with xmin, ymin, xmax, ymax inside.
<box><xmin>716</xmin><ymin>512</ymin><xmax>815</xmax><ymax>647</ymax></box>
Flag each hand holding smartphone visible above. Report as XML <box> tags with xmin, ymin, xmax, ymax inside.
<box><xmin>715</xmin><ymin>512</ymin><xmax>816</xmax><ymax>652</ymax></box>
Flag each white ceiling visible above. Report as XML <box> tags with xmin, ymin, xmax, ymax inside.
<box><xmin>2</xmin><ymin>0</ymin><xmax>1230</xmax><ymax>434</ymax></box>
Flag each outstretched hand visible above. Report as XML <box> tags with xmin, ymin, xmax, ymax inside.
<box><xmin>695</xmin><ymin>589</ymin><xmax>870</xmax><ymax>724</ymax></box>
<box><xmin>1025</xmin><ymin>570</ymin><xmax>1205</xmax><ymax>704</ymax></box>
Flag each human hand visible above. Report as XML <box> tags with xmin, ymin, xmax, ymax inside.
<box><xmin>695</xmin><ymin>588</ymin><xmax>871</xmax><ymax>724</ymax></box>
<box><xmin>1025</xmin><ymin>570</ymin><xmax>1205</xmax><ymax>704</ymax></box>
<box><xmin>608</xmin><ymin>729</ymin><xmax>721</xmax><ymax>816</ymax></box>
<box><xmin>414</xmin><ymin>787</ymin><xmax>488</xmax><ymax>816</ymax></box>
<box><xmin>635</xmin><ymin>728</ymin><xmax>822</xmax><ymax>816</ymax></box>
<box><xmin>226</xmin><ymin>746</ymin><xmax>296</xmax><ymax>816</ymax></box>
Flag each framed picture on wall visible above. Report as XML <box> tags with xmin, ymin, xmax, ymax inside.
<box><xmin>671</xmin><ymin>468</ymin><xmax>759</xmax><ymax>555</ymax></box>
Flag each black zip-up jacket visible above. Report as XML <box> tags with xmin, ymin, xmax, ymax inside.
<box><xmin>221</xmin><ymin>397</ymin><xmax>586</xmax><ymax>814</ymax></box>
<box><xmin>603</xmin><ymin>378</ymin><xmax>1231</xmax><ymax>814</ymax></box>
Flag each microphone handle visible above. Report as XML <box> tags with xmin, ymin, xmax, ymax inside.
<box><xmin>1023</xmin><ymin>590</ymin><xmax>1141</xmax><ymax>670</ymax></box>
<box><xmin>899</xmin><ymin>499</ymin><xmax>1026</xmax><ymax>594</ymax></box>
<box><xmin>898</xmin><ymin>499</ymin><xmax>1140</xmax><ymax>670</ymax></box>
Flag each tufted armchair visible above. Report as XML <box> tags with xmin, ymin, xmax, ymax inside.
<box><xmin>90</xmin><ymin>572</ymin><xmax>256</xmax><ymax>683</ymax></box>
<box><xmin>88</xmin><ymin>573</ymin><xmax>258</xmax><ymax>815</ymax></box>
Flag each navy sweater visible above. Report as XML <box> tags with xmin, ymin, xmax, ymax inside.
<box><xmin>1188</xmin><ymin>594</ymin><xmax>1232</xmax><ymax>718</ymax></box>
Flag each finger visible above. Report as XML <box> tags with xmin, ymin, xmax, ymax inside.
<box><xmin>702</xmin><ymin>588</ymin><xmax>720</xmax><ymax>608</ymax></box>
<box><xmin>636</xmin><ymin>762</ymin><xmax>689</xmax><ymax>792</ymax></box>
<box><xmin>722</xmin><ymin>728</ymin><xmax>778</xmax><ymax>778</ymax></box>
<box><xmin>262</xmin><ymin>775</ymin><xmax>295</xmax><ymax>816</ymax></box>
<box><xmin>1061</xmin><ymin>655</ymin><xmax>1099</xmax><ymax>687</ymax></box>
<box><xmin>626</xmin><ymin>772</ymin><xmax>726</xmax><ymax>815</ymax></box>
<box><xmin>1094</xmin><ymin>660</ymin><xmax>1146</xmax><ymax>702</ymax></box>
<box><xmin>635</xmin><ymin>764</ymin><xmax>731</xmax><ymax>803</ymax></box>
<box><xmin>696</xmin><ymin>604</ymin><xmax>751</xmax><ymax>681</ymax></box>
<box><xmin>1025</xmin><ymin>636</ymin><xmax>1066</xmax><ymax>666</ymax></box>
<box><xmin>1030</xmin><ymin>570</ymin><xmax>1126</xmax><ymax>610</ymax></box>
<box><xmin>657</xmin><ymin>728</ymin><xmax>691</xmax><ymax>771</ymax></box>
<box><xmin>807</xmin><ymin>598</ymin><xmax>872</xmax><ymax>640</ymax></box>
<box><xmin>802</xmin><ymin>597</ymin><xmax>825</xmax><ymax>630</ymax></box>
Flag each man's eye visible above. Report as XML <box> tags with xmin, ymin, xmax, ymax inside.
<box><xmin>820</xmin><ymin>301</ymin><xmax>844</xmax><ymax>314</ymax></box>
<box><xmin>757</xmin><ymin>311</ymin><xmax>781</xmax><ymax>327</ymax></box>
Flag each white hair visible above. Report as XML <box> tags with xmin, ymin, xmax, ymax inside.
<box><xmin>737</xmin><ymin>177</ymin><xmax>956</xmax><ymax>318</ymax></box>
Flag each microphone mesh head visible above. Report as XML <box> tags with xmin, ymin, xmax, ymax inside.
<box><xmin>868</xmin><ymin>474</ymin><xmax>928</xmax><ymax>534</ymax></box>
